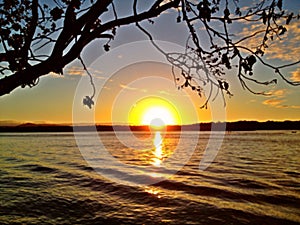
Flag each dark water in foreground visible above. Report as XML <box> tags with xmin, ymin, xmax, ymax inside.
<box><xmin>0</xmin><ymin>131</ymin><xmax>299</xmax><ymax>224</ymax></box>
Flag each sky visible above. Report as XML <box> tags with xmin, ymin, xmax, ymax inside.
<box><xmin>0</xmin><ymin>0</ymin><xmax>299</xmax><ymax>125</ymax></box>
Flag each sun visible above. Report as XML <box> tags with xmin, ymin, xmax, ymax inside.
<box><xmin>128</xmin><ymin>97</ymin><xmax>181</xmax><ymax>126</ymax></box>
<box><xmin>142</xmin><ymin>106</ymin><xmax>174</xmax><ymax>128</ymax></box>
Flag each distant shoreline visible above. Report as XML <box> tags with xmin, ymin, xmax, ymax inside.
<box><xmin>0</xmin><ymin>121</ymin><xmax>299</xmax><ymax>132</ymax></box>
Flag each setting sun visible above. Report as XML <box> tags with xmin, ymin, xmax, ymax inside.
<box><xmin>142</xmin><ymin>107</ymin><xmax>174</xmax><ymax>128</ymax></box>
<box><xmin>128</xmin><ymin>96</ymin><xmax>181</xmax><ymax>126</ymax></box>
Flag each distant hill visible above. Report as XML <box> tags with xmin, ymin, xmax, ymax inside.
<box><xmin>0</xmin><ymin>121</ymin><xmax>299</xmax><ymax>132</ymax></box>
<box><xmin>0</xmin><ymin>120</ymin><xmax>22</xmax><ymax>127</ymax></box>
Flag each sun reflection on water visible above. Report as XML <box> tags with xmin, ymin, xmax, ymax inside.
<box><xmin>152</xmin><ymin>131</ymin><xmax>164</xmax><ymax>167</ymax></box>
<box><xmin>144</xmin><ymin>187</ymin><xmax>161</xmax><ymax>198</ymax></box>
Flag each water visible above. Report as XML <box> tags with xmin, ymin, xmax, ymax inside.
<box><xmin>0</xmin><ymin>131</ymin><xmax>299</xmax><ymax>224</ymax></box>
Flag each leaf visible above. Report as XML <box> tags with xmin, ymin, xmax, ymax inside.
<box><xmin>221</xmin><ymin>54</ymin><xmax>231</xmax><ymax>69</ymax></box>
<box><xmin>12</xmin><ymin>23</ymin><xmax>20</xmax><ymax>31</ymax></box>
<box><xmin>224</xmin><ymin>8</ymin><xmax>230</xmax><ymax>19</ymax></box>
<box><xmin>235</xmin><ymin>7</ymin><xmax>241</xmax><ymax>16</ymax></box>
<box><xmin>255</xmin><ymin>49</ymin><xmax>264</xmax><ymax>56</ymax></box>
<box><xmin>104</xmin><ymin>44</ymin><xmax>110</xmax><ymax>52</ymax></box>
<box><xmin>198</xmin><ymin>2</ymin><xmax>212</xmax><ymax>22</ymax></box>
<box><xmin>72</xmin><ymin>0</ymin><xmax>81</xmax><ymax>9</ymax></box>
<box><xmin>112</xmin><ymin>27</ymin><xmax>116</xmax><ymax>35</ymax></box>
<box><xmin>232</xmin><ymin>47</ymin><xmax>239</xmax><ymax>59</ymax></box>
<box><xmin>50</xmin><ymin>7</ymin><xmax>64</xmax><ymax>21</ymax></box>
<box><xmin>184</xmin><ymin>80</ymin><xmax>189</xmax><ymax>87</ymax></box>
<box><xmin>246</xmin><ymin>55</ymin><xmax>256</xmax><ymax>68</ymax></box>
<box><xmin>286</xmin><ymin>13</ymin><xmax>293</xmax><ymax>25</ymax></box>
<box><xmin>218</xmin><ymin>80</ymin><xmax>223</xmax><ymax>89</ymax></box>
<box><xmin>223</xmin><ymin>81</ymin><xmax>229</xmax><ymax>91</ymax></box>
<box><xmin>277</xmin><ymin>0</ymin><xmax>282</xmax><ymax>10</ymax></box>
<box><xmin>83</xmin><ymin>96</ymin><xmax>94</xmax><ymax>109</ymax></box>
<box><xmin>278</xmin><ymin>25</ymin><xmax>287</xmax><ymax>35</ymax></box>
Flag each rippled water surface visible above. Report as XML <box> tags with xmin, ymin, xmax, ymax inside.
<box><xmin>0</xmin><ymin>131</ymin><xmax>299</xmax><ymax>224</ymax></box>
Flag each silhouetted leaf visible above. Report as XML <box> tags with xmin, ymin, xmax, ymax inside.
<box><xmin>277</xmin><ymin>0</ymin><xmax>282</xmax><ymax>10</ymax></box>
<box><xmin>278</xmin><ymin>25</ymin><xmax>287</xmax><ymax>35</ymax></box>
<box><xmin>223</xmin><ymin>81</ymin><xmax>229</xmax><ymax>90</ymax></box>
<box><xmin>255</xmin><ymin>49</ymin><xmax>264</xmax><ymax>56</ymax></box>
<box><xmin>104</xmin><ymin>44</ymin><xmax>110</xmax><ymax>51</ymax></box>
<box><xmin>221</xmin><ymin>54</ymin><xmax>231</xmax><ymax>69</ymax></box>
<box><xmin>218</xmin><ymin>80</ymin><xmax>223</xmax><ymax>89</ymax></box>
<box><xmin>112</xmin><ymin>27</ymin><xmax>116</xmax><ymax>35</ymax></box>
<box><xmin>232</xmin><ymin>47</ymin><xmax>239</xmax><ymax>59</ymax></box>
<box><xmin>12</xmin><ymin>23</ymin><xmax>20</xmax><ymax>31</ymax></box>
<box><xmin>50</xmin><ymin>7</ymin><xmax>64</xmax><ymax>21</ymax></box>
<box><xmin>224</xmin><ymin>8</ymin><xmax>230</xmax><ymax>20</ymax></box>
<box><xmin>235</xmin><ymin>7</ymin><xmax>241</xmax><ymax>16</ymax></box>
<box><xmin>286</xmin><ymin>13</ymin><xmax>293</xmax><ymax>25</ymax></box>
<box><xmin>184</xmin><ymin>80</ymin><xmax>189</xmax><ymax>87</ymax></box>
<box><xmin>72</xmin><ymin>0</ymin><xmax>81</xmax><ymax>9</ymax></box>
<box><xmin>246</xmin><ymin>55</ymin><xmax>256</xmax><ymax>68</ymax></box>
<box><xmin>198</xmin><ymin>1</ymin><xmax>212</xmax><ymax>22</ymax></box>
<box><xmin>83</xmin><ymin>96</ymin><xmax>94</xmax><ymax>109</ymax></box>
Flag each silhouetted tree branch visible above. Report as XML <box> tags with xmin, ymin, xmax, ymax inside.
<box><xmin>0</xmin><ymin>0</ymin><xmax>299</xmax><ymax>108</ymax></box>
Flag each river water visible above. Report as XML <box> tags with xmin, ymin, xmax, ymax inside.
<box><xmin>0</xmin><ymin>131</ymin><xmax>299</xmax><ymax>224</ymax></box>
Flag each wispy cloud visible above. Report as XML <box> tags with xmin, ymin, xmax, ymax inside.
<box><xmin>263</xmin><ymin>98</ymin><xmax>284</xmax><ymax>107</ymax></box>
<box><xmin>290</xmin><ymin>68</ymin><xmax>300</xmax><ymax>82</ymax></box>
<box><xmin>49</xmin><ymin>72</ymin><xmax>63</xmax><ymax>78</ymax></box>
<box><xmin>49</xmin><ymin>66</ymin><xmax>106</xmax><ymax>80</ymax></box>
<box><xmin>120</xmin><ymin>84</ymin><xmax>137</xmax><ymax>91</ymax></box>
<box><xmin>262</xmin><ymin>89</ymin><xmax>300</xmax><ymax>109</ymax></box>
<box><xmin>262</xmin><ymin>88</ymin><xmax>287</xmax><ymax>108</ymax></box>
<box><xmin>291</xmin><ymin>105</ymin><xmax>300</xmax><ymax>109</ymax></box>
<box><xmin>265</xmin><ymin>89</ymin><xmax>287</xmax><ymax>97</ymax></box>
<box><xmin>66</xmin><ymin>66</ymin><xmax>85</xmax><ymax>76</ymax></box>
<box><xmin>158</xmin><ymin>90</ymin><xmax>171</xmax><ymax>95</ymax></box>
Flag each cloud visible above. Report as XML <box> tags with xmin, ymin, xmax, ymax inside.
<box><xmin>49</xmin><ymin>72</ymin><xmax>63</xmax><ymax>78</ymax></box>
<box><xmin>158</xmin><ymin>90</ymin><xmax>171</xmax><ymax>95</ymax></box>
<box><xmin>290</xmin><ymin>68</ymin><xmax>300</xmax><ymax>82</ymax></box>
<box><xmin>51</xmin><ymin>66</ymin><xmax>106</xmax><ymax>79</ymax></box>
<box><xmin>66</xmin><ymin>66</ymin><xmax>85</xmax><ymax>76</ymax></box>
<box><xmin>262</xmin><ymin>88</ymin><xmax>292</xmax><ymax>108</ymax></box>
<box><xmin>263</xmin><ymin>98</ymin><xmax>284</xmax><ymax>107</ymax></box>
<box><xmin>291</xmin><ymin>105</ymin><xmax>300</xmax><ymax>109</ymax></box>
<box><xmin>119</xmin><ymin>84</ymin><xmax>149</xmax><ymax>93</ymax></box>
<box><xmin>265</xmin><ymin>89</ymin><xmax>287</xmax><ymax>97</ymax></box>
<box><xmin>120</xmin><ymin>84</ymin><xmax>137</xmax><ymax>91</ymax></box>
<box><xmin>236</xmin><ymin>18</ymin><xmax>300</xmax><ymax>62</ymax></box>
<box><xmin>262</xmin><ymin>96</ymin><xmax>300</xmax><ymax>109</ymax></box>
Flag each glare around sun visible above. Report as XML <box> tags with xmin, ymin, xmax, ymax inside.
<box><xmin>128</xmin><ymin>97</ymin><xmax>181</xmax><ymax>126</ymax></box>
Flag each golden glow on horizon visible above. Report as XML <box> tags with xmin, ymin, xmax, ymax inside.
<box><xmin>128</xmin><ymin>97</ymin><xmax>181</xmax><ymax>126</ymax></box>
